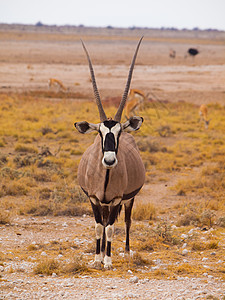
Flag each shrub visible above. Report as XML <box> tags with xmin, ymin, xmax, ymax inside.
<box><xmin>131</xmin><ymin>252</ymin><xmax>153</xmax><ymax>267</ymax></box>
<box><xmin>0</xmin><ymin>211</ymin><xmax>11</xmax><ymax>224</ymax></box>
<box><xmin>61</xmin><ymin>256</ymin><xmax>89</xmax><ymax>275</ymax></box>
<box><xmin>176</xmin><ymin>212</ymin><xmax>200</xmax><ymax>227</ymax></box>
<box><xmin>34</xmin><ymin>258</ymin><xmax>60</xmax><ymax>275</ymax></box>
<box><xmin>15</xmin><ymin>144</ymin><xmax>38</xmax><ymax>154</ymax></box>
<box><xmin>133</xmin><ymin>201</ymin><xmax>156</xmax><ymax>221</ymax></box>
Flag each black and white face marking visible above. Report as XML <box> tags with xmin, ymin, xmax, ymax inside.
<box><xmin>99</xmin><ymin>120</ymin><xmax>122</xmax><ymax>169</ymax></box>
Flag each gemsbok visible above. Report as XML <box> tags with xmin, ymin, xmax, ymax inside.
<box><xmin>199</xmin><ymin>104</ymin><xmax>210</xmax><ymax>129</ymax></box>
<box><xmin>74</xmin><ymin>37</ymin><xmax>145</xmax><ymax>269</ymax></box>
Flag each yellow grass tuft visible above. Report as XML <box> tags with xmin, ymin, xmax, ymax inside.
<box><xmin>133</xmin><ymin>201</ymin><xmax>156</xmax><ymax>221</ymax></box>
<box><xmin>34</xmin><ymin>258</ymin><xmax>60</xmax><ymax>276</ymax></box>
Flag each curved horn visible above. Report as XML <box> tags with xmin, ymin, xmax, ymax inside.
<box><xmin>114</xmin><ymin>36</ymin><xmax>144</xmax><ymax>122</ymax></box>
<box><xmin>81</xmin><ymin>40</ymin><xmax>107</xmax><ymax>122</ymax></box>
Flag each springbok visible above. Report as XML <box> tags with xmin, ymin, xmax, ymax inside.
<box><xmin>199</xmin><ymin>104</ymin><xmax>210</xmax><ymax>129</ymax></box>
<box><xmin>124</xmin><ymin>88</ymin><xmax>146</xmax><ymax>119</ymax></box>
<box><xmin>48</xmin><ymin>78</ymin><xmax>67</xmax><ymax>92</ymax></box>
<box><xmin>74</xmin><ymin>37</ymin><xmax>145</xmax><ymax>269</ymax></box>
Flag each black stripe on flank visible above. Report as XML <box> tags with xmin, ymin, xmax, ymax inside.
<box><xmin>104</xmin><ymin>169</ymin><xmax>110</xmax><ymax>192</ymax></box>
<box><xmin>81</xmin><ymin>187</ymin><xmax>88</xmax><ymax>197</ymax></box>
<box><xmin>122</xmin><ymin>186</ymin><xmax>143</xmax><ymax>200</ymax></box>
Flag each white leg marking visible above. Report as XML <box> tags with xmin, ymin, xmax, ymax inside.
<box><xmin>104</xmin><ymin>255</ymin><xmax>112</xmax><ymax>269</ymax></box>
<box><xmin>90</xmin><ymin>197</ymin><xmax>98</xmax><ymax>205</ymax></box>
<box><xmin>105</xmin><ymin>224</ymin><xmax>114</xmax><ymax>242</ymax></box>
<box><xmin>94</xmin><ymin>253</ymin><xmax>103</xmax><ymax>269</ymax></box>
<box><xmin>95</xmin><ymin>222</ymin><xmax>103</xmax><ymax>239</ymax></box>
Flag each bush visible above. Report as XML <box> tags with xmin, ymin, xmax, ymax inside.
<box><xmin>34</xmin><ymin>258</ymin><xmax>60</xmax><ymax>275</ymax></box>
<box><xmin>133</xmin><ymin>202</ymin><xmax>156</xmax><ymax>221</ymax></box>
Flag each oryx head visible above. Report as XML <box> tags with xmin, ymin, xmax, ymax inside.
<box><xmin>74</xmin><ymin>37</ymin><xmax>144</xmax><ymax>169</ymax></box>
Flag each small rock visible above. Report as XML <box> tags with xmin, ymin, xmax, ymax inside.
<box><xmin>129</xmin><ymin>276</ymin><xmax>139</xmax><ymax>283</ymax></box>
<box><xmin>202</xmin><ymin>257</ymin><xmax>208</xmax><ymax>262</ymax></box>
<box><xmin>127</xmin><ymin>269</ymin><xmax>133</xmax><ymax>274</ymax></box>
<box><xmin>182</xmin><ymin>249</ymin><xmax>189</xmax><ymax>256</ymax></box>
<box><xmin>128</xmin><ymin>292</ymin><xmax>138</xmax><ymax>298</ymax></box>
<box><xmin>181</xmin><ymin>234</ymin><xmax>188</xmax><ymax>239</ymax></box>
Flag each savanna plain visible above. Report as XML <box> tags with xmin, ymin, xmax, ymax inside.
<box><xmin>0</xmin><ymin>25</ymin><xmax>225</xmax><ymax>299</ymax></box>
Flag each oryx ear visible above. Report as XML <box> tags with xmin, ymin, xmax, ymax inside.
<box><xmin>74</xmin><ymin>121</ymin><xmax>99</xmax><ymax>134</ymax></box>
<box><xmin>122</xmin><ymin>116</ymin><xmax>143</xmax><ymax>132</ymax></box>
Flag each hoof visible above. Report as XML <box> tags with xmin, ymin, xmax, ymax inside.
<box><xmin>104</xmin><ymin>255</ymin><xmax>112</xmax><ymax>270</ymax></box>
<box><xmin>93</xmin><ymin>260</ymin><xmax>102</xmax><ymax>270</ymax></box>
<box><xmin>104</xmin><ymin>262</ymin><xmax>113</xmax><ymax>270</ymax></box>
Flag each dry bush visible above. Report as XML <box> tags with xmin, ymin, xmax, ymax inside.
<box><xmin>191</xmin><ymin>240</ymin><xmax>219</xmax><ymax>251</ymax></box>
<box><xmin>217</xmin><ymin>216</ymin><xmax>225</xmax><ymax>228</ymax></box>
<box><xmin>131</xmin><ymin>252</ymin><xmax>153</xmax><ymax>267</ymax></box>
<box><xmin>15</xmin><ymin>144</ymin><xmax>38</xmax><ymax>154</ymax></box>
<box><xmin>61</xmin><ymin>256</ymin><xmax>89</xmax><ymax>275</ymax></box>
<box><xmin>200</xmin><ymin>210</ymin><xmax>216</xmax><ymax>227</ymax></box>
<box><xmin>13</xmin><ymin>155</ymin><xmax>36</xmax><ymax>168</ymax></box>
<box><xmin>0</xmin><ymin>211</ymin><xmax>11</xmax><ymax>225</ymax></box>
<box><xmin>154</xmin><ymin>223</ymin><xmax>181</xmax><ymax>246</ymax></box>
<box><xmin>0</xmin><ymin>181</ymin><xmax>28</xmax><ymax>197</ymax></box>
<box><xmin>137</xmin><ymin>138</ymin><xmax>167</xmax><ymax>153</ymax></box>
<box><xmin>33</xmin><ymin>170</ymin><xmax>51</xmax><ymax>182</ymax></box>
<box><xmin>0</xmin><ymin>138</ymin><xmax>5</xmax><ymax>147</ymax></box>
<box><xmin>34</xmin><ymin>258</ymin><xmax>60</xmax><ymax>275</ymax></box>
<box><xmin>133</xmin><ymin>201</ymin><xmax>156</xmax><ymax>221</ymax></box>
<box><xmin>25</xmin><ymin>204</ymin><xmax>53</xmax><ymax>216</ymax></box>
<box><xmin>156</xmin><ymin>125</ymin><xmax>172</xmax><ymax>137</ymax></box>
<box><xmin>176</xmin><ymin>212</ymin><xmax>200</xmax><ymax>227</ymax></box>
<box><xmin>0</xmin><ymin>155</ymin><xmax>8</xmax><ymax>166</ymax></box>
<box><xmin>139</xmin><ymin>238</ymin><xmax>155</xmax><ymax>251</ymax></box>
<box><xmin>40</xmin><ymin>126</ymin><xmax>53</xmax><ymax>135</ymax></box>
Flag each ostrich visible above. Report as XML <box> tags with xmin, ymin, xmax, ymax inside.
<box><xmin>187</xmin><ymin>48</ymin><xmax>199</xmax><ymax>58</ymax></box>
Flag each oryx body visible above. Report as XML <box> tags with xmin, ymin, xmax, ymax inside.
<box><xmin>78</xmin><ymin>132</ymin><xmax>145</xmax><ymax>204</ymax></box>
<box><xmin>74</xmin><ymin>38</ymin><xmax>145</xmax><ymax>269</ymax></box>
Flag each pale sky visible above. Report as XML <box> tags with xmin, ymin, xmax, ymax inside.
<box><xmin>1</xmin><ymin>0</ymin><xmax>225</xmax><ymax>31</ymax></box>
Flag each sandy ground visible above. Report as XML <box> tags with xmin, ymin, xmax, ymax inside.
<box><xmin>0</xmin><ymin>25</ymin><xmax>225</xmax><ymax>299</ymax></box>
<box><xmin>0</xmin><ymin>26</ymin><xmax>225</xmax><ymax>104</ymax></box>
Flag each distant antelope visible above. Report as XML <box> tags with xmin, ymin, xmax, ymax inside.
<box><xmin>74</xmin><ymin>38</ymin><xmax>145</xmax><ymax>269</ymax></box>
<box><xmin>125</xmin><ymin>88</ymin><xmax>146</xmax><ymax>119</ymax></box>
<box><xmin>199</xmin><ymin>104</ymin><xmax>210</xmax><ymax>129</ymax></box>
<box><xmin>169</xmin><ymin>49</ymin><xmax>176</xmax><ymax>59</ymax></box>
<box><xmin>48</xmin><ymin>78</ymin><xmax>67</xmax><ymax>92</ymax></box>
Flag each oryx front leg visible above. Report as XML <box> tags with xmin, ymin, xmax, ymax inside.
<box><xmin>104</xmin><ymin>204</ymin><xmax>121</xmax><ymax>269</ymax></box>
<box><xmin>95</xmin><ymin>222</ymin><xmax>104</xmax><ymax>268</ymax></box>
<box><xmin>90</xmin><ymin>200</ymin><xmax>103</xmax><ymax>269</ymax></box>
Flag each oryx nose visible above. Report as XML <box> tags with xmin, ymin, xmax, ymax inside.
<box><xmin>104</xmin><ymin>158</ymin><xmax>116</xmax><ymax>166</ymax></box>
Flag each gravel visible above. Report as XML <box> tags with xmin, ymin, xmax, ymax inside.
<box><xmin>0</xmin><ymin>274</ymin><xmax>224</xmax><ymax>299</ymax></box>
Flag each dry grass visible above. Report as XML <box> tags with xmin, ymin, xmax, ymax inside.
<box><xmin>133</xmin><ymin>201</ymin><xmax>156</xmax><ymax>221</ymax></box>
<box><xmin>0</xmin><ymin>94</ymin><xmax>225</xmax><ymax>280</ymax></box>
<box><xmin>34</xmin><ymin>258</ymin><xmax>61</xmax><ymax>276</ymax></box>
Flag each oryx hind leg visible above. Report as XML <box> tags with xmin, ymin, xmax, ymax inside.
<box><xmin>124</xmin><ymin>198</ymin><xmax>134</xmax><ymax>253</ymax></box>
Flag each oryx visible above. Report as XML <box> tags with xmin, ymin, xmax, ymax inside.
<box><xmin>74</xmin><ymin>37</ymin><xmax>145</xmax><ymax>269</ymax></box>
